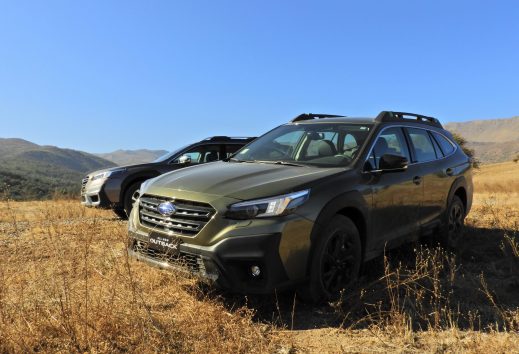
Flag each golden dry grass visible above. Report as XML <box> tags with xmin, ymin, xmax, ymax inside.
<box><xmin>0</xmin><ymin>162</ymin><xmax>518</xmax><ymax>353</ymax></box>
<box><xmin>0</xmin><ymin>201</ymin><xmax>277</xmax><ymax>353</ymax></box>
<box><xmin>473</xmin><ymin>161</ymin><xmax>519</xmax><ymax>205</ymax></box>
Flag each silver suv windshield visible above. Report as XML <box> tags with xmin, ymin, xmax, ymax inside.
<box><xmin>153</xmin><ymin>145</ymin><xmax>190</xmax><ymax>163</ymax></box>
<box><xmin>232</xmin><ymin>123</ymin><xmax>372</xmax><ymax>167</ymax></box>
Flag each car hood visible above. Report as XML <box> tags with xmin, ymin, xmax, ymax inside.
<box><xmin>87</xmin><ymin>163</ymin><xmax>157</xmax><ymax>176</ymax></box>
<box><xmin>144</xmin><ymin>161</ymin><xmax>344</xmax><ymax>201</ymax></box>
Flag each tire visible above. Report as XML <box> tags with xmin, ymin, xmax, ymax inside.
<box><xmin>112</xmin><ymin>208</ymin><xmax>128</xmax><ymax>219</ymax></box>
<box><xmin>300</xmin><ymin>215</ymin><xmax>362</xmax><ymax>303</ymax></box>
<box><xmin>438</xmin><ymin>195</ymin><xmax>465</xmax><ymax>249</ymax></box>
<box><xmin>122</xmin><ymin>182</ymin><xmax>142</xmax><ymax>219</ymax></box>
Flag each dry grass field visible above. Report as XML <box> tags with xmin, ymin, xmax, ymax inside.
<box><xmin>0</xmin><ymin>162</ymin><xmax>518</xmax><ymax>353</ymax></box>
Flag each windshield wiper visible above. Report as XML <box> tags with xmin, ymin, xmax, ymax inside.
<box><xmin>254</xmin><ymin>160</ymin><xmax>305</xmax><ymax>167</ymax></box>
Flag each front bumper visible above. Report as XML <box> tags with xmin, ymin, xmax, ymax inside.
<box><xmin>81</xmin><ymin>185</ymin><xmax>110</xmax><ymax>207</ymax></box>
<box><xmin>128</xmin><ymin>229</ymin><xmax>296</xmax><ymax>293</ymax></box>
<box><xmin>80</xmin><ymin>177</ymin><xmax>121</xmax><ymax>208</ymax></box>
<box><xmin>127</xmin><ymin>187</ymin><xmax>316</xmax><ymax>293</ymax></box>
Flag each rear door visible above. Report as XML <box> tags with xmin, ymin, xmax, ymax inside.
<box><xmin>367</xmin><ymin>127</ymin><xmax>423</xmax><ymax>245</ymax></box>
<box><xmin>404</xmin><ymin>128</ymin><xmax>454</xmax><ymax>228</ymax></box>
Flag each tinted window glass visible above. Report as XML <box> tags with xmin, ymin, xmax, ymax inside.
<box><xmin>433</xmin><ymin>132</ymin><xmax>455</xmax><ymax>156</ymax></box>
<box><xmin>173</xmin><ymin>145</ymin><xmax>220</xmax><ymax>164</ymax></box>
<box><xmin>429</xmin><ymin>132</ymin><xmax>444</xmax><ymax>158</ymax></box>
<box><xmin>367</xmin><ymin>127</ymin><xmax>410</xmax><ymax>170</ymax></box>
<box><xmin>407</xmin><ymin>128</ymin><xmax>436</xmax><ymax>162</ymax></box>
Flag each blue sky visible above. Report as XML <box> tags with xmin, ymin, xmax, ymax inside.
<box><xmin>0</xmin><ymin>1</ymin><xmax>518</xmax><ymax>153</ymax></box>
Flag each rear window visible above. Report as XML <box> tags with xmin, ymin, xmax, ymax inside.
<box><xmin>407</xmin><ymin>128</ymin><xmax>436</xmax><ymax>163</ymax></box>
<box><xmin>432</xmin><ymin>132</ymin><xmax>455</xmax><ymax>156</ymax></box>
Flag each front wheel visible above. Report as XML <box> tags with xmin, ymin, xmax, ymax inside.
<box><xmin>112</xmin><ymin>208</ymin><xmax>127</xmax><ymax>219</ymax></box>
<box><xmin>300</xmin><ymin>215</ymin><xmax>361</xmax><ymax>303</ymax></box>
<box><xmin>122</xmin><ymin>182</ymin><xmax>142</xmax><ymax>219</ymax></box>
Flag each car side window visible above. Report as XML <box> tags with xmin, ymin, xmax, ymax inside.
<box><xmin>432</xmin><ymin>132</ymin><xmax>455</xmax><ymax>156</ymax></box>
<box><xmin>406</xmin><ymin>128</ymin><xmax>437</xmax><ymax>163</ymax></box>
<box><xmin>428</xmin><ymin>132</ymin><xmax>444</xmax><ymax>158</ymax></box>
<box><xmin>367</xmin><ymin>127</ymin><xmax>410</xmax><ymax>170</ymax></box>
<box><xmin>172</xmin><ymin>145</ymin><xmax>221</xmax><ymax>164</ymax></box>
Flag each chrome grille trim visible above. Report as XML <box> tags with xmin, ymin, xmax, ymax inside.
<box><xmin>138</xmin><ymin>194</ymin><xmax>216</xmax><ymax>236</ymax></box>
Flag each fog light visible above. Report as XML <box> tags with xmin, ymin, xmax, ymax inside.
<box><xmin>250</xmin><ymin>265</ymin><xmax>261</xmax><ymax>277</ymax></box>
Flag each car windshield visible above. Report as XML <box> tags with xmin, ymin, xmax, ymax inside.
<box><xmin>153</xmin><ymin>145</ymin><xmax>190</xmax><ymax>162</ymax></box>
<box><xmin>232</xmin><ymin>123</ymin><xmax>372</xmax><ymax>167</ymax></box>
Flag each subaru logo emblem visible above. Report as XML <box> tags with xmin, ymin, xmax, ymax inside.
<box><xmin>157</xmin><ymin>202</ymin><xmax>176</xmax><ymax>216</ymax></box>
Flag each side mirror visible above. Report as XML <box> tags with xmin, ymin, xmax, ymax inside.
<box><xmin>378</xmin><ymin>154</ymin><xmax>408</xmax><ymax>172</ymax></box>
<box><xmin>178</xmin><ymin>155</ymin><xmax>192</xmax><ymax>164</ymax></box>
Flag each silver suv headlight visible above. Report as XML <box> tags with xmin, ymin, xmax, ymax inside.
<box><xmin>225</xmin><ymin>190</ymin><xmax>310</xmax><ymax>220</ymax></box>
<box><xmin>91</xmin><ymin>168</ymin><xmax>126</xmax><ymax>181</ymax></box>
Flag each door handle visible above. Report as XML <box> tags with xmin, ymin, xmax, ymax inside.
<box><xmin>445</xmin><ymin>168</ymin><xmax>454</xmax><ymax>176</ymax></box>
<box><xmin>413</xmin><ymin>176</ymin><xmax>422</xmax><ymax>185</ymax></box>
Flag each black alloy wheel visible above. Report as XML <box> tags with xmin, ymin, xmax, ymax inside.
<box><xmin>320</xmin><ymin>230</ymin><xmax>358</xmax><ymax>295</ymax></box>
<box><xmin>301</xmin><ymin>215</ymin><xmax>361</xmax><ymax>303</ymax></box>
<box><xmin>436</xmin><ymin>195</ymin><xmax>465</xmax><ymax>249</ymax></box>
<box><xmin>447</xmin><ymin>196</ymin><xmax>465</xmax><ymax>248</ymax></box>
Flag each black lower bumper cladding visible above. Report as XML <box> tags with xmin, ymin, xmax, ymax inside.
<box><xmin>128</xmin><ymin>231</ymin><xmax>292</xmax><ymax>294</ymax></box>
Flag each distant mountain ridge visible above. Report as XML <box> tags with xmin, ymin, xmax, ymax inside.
<box><xmin>96</xmin><ymin>149</ymin><xmax>168</xmax><ymax>166</ymax></box>
<box><xmin>445</xmin><ymin>116</ymin><xmax>519</xmax><ymax>163</ymax></box>
<box><xmin>1</xmin><ymin>114</ymin><xmax>518</xmax><ymax>200</ymax></box>
<box><xmin>0</xmin><ymin>138</ymin><xmax>115</xmax><ymax>200</ymax></box>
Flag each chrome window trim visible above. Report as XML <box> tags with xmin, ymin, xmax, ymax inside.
<box><xmin>363</xmin><ymin>124</ymin><xmax>458</xmax><ymax>170</ymax></box>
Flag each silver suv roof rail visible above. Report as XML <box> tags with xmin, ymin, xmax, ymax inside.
<box><xmin>204</xmin><ymin>136</ymin><xmax>255</xmax><ymax>141</ymax></box>
<box><xmin>291</xmin><ymin>113</ymin><xmax>346</xmax><ymax>123</ymax></box>
<box><xmin>376</xmin><ymin>111</ymin><xmax>443</xmax><ymax>128</ymax></box>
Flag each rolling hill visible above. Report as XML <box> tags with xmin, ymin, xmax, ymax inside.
<box><xmin>445</xmin><ymin>116</ymin><xmax>519</xmax><ymax>163</ymax></box>
<box><xmin>95</xmin><ymin>149</ymin><xmax>168</xmax><ymax>166</ymax></box>
<box><xmin>0</xmin><ymin>138</ymin><xmax>115</xmax><ymax>200</ymax></box>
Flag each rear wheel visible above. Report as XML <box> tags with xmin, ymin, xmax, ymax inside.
<box><xmin>439</xmin><ymin>195</ymin><xmax>465</xmax><ymax>249</ymax></box>
<box><xmin>300</xmin><ymin>215</ymin><xmax>361</xmax><ymax>303</ymax></box>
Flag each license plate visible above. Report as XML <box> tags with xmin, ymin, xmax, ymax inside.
<box><xmin>148</xmin><ymin>233</ymin><xmax>181</xmax><ymax>256</ymax></box>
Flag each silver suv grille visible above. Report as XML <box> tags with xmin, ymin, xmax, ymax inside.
<box><xmin>139</xmin><ymin>194</ymin><xmax>216</xmax><ymax>237</ymax></box>
<box><xmin>81</xmin><ymin>176</ymin><xmax>89</xmax><ymax>194</ymax></box>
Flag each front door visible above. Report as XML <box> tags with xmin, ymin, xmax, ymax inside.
<box><xmin>366</xmin><ymin>127</ymin><xmax>423</xmax><ymax>246</ymax></box>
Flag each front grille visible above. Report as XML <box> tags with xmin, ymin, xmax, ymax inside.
<box><xmin>138</xmin><ymin>194</ymin><xmax>216</xmax><ymax>237</ymax></box>
<box><xmin>133</xmin><ymin>240</ymin><xmax>202</xmax><ymax>272</ymax></box>
<box><xmin>81</xmin><ymin>176</ymin><xmax>89</xmax><ymax>194</ymax></box>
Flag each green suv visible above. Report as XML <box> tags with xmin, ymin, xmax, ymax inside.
<box><xmin>128</xmin><ymin>112</ymin><xmax>473</xmax><ymax>301</ymax></box>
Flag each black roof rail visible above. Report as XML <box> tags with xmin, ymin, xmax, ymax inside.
<box><xmin>291</xmin><ymin>113</ymin><xmax>346</xmax><ymax>123</ymax></box>
<box><xmin>204</xmin><ymin>136</ymin><xmax>256</xmax><ymax>141</ymax></box>
<box><xmin>375</xmin><ymin>111</ymin><xmax>443</xmax><ymax>128</ymax></box>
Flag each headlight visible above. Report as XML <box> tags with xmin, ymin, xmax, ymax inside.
<box><xmin>91</xmin><ymin>168</ymin><xmax>126</xmax><ymax>181</ymax></box>
<box><xmin>225</xmin><ymin>190</ymin><xmax>310</xmax><ymax>220</ymax></box>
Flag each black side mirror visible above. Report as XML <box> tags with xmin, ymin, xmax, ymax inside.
<box><xmin>378</xmin><ymin>154</ymin><xmax>408</xmax><ymax>172</ymax></box>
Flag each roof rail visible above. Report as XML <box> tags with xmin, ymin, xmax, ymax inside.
<box><xmin>375</xmin><ymin>111</ymin><xmax>443</xmax><ymax>128</ymax></box>
<box><xmin>291</xmin><ymin>113</ymin><xmax>346</xmax><ymax>123</ymax></box>
<box><xmin>204</xmin><ymin>136</ymin><xmax>255</xmax><ymax>141</ymax></box>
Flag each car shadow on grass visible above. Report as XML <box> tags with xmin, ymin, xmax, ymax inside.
<box><xmin>193</xmin><ymin>224</ymin><xmax>518</xmax><ymax>331</ymax></box>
